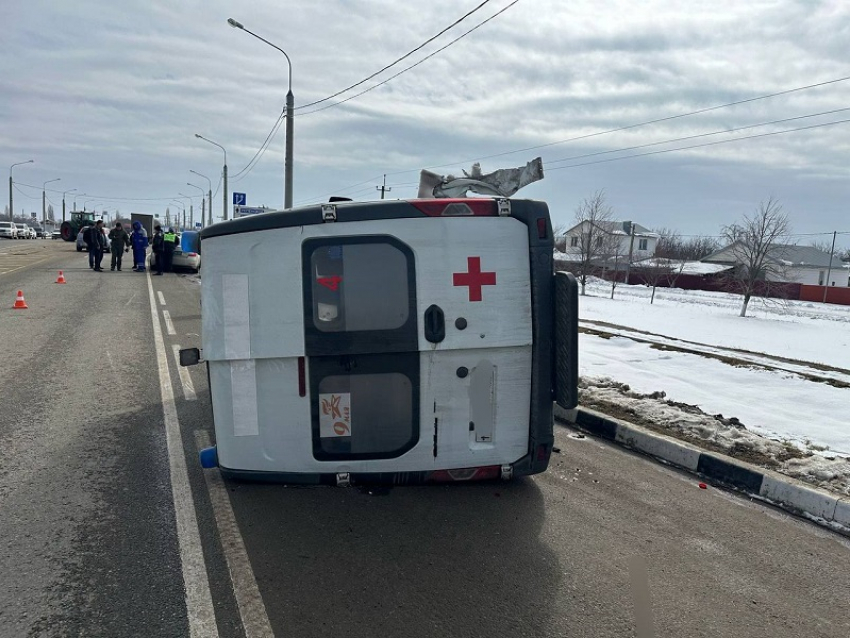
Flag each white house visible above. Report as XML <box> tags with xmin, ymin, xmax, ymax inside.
<box><xmin>558</xmin><ymin>220</ymin><xmax>658</xmax><ymax>263</ymax></box>
<box><xmin>702</xmin><ymin>243</ymin><xmax>848</xmax><ymax>287</ymax></box>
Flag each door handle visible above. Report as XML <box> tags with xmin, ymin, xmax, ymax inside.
<box><xmin>424</xmin><ymin>304</ymin><xmax>445</xmax><ymax>343</ymax></box>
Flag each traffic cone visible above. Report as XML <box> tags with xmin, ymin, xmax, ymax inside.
<box><xmin>13</xmin><ymin>290</ymin><xmax>28</xmax><ymax>309</ymax></box>
<box><xmin>56</xmin><ymin>270</ymin><xmax>67</xmax><ymax>284</ymax></box>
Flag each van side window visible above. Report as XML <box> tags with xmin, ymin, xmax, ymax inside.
<box><xmin>310</xmin><ymin>242</ymin><xmax>410</xmax><ymax>332</ymax></box>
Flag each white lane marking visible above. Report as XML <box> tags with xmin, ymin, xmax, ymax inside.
<box><xmin>0</xmin><ymin>255</ymin><xmax>53</xmax><ymax>277</ymax></box>
<box><xmin>158</xmin><ymin>291</ymin><xmax>166</xmax><ymax>306</ymax></box>
<box><xmin>173</xmin><ymin>345</ymin><xmax>197</xmax><ymax>401</ymax></box>
<box><xmin>146</xmin><ymin>269</ymin><xmax>218</xmax><ymax>638</ymax></box>
<box><xmin>195</xmin><ymin>430</ymin><xmax>275</xmax><ymax>638</ymax></box>
<box><xmin>163</xmin><ymin>309</ymin><xmax>177</xmax><ymax>336</ymax></box>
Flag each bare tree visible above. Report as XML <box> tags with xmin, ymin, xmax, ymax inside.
<box><xmin>682</xmin><ymin>236</ymin><xmax>720</xmax><ymax>260</ymax></box>
<box><xmin>653</xmin><ymin>227</ymin><xmax>682</xmax><ymax>259</ymax></box>
<box><xmin>722</xmin><ymin>197</ymin><xmax>791</xmax><ymax>317</ymax></box>
<box><xmin>654</xmin><ymin>227</ymin><xmax>719</xmax><ymax>260</ymax></box>
<box><xmin>608</xmin><ymin>240</ymin><xmax>627</xmax><ymax>299</ymax></box>
<box><xmin>552</xmin><ymin>221</ymin><xmax>568</xmax><ymax>252</ymax></box>
<box><xmin>572</xmin><ymin>190</ymin><xmax>617</xmax><ymax>295</ymax></box>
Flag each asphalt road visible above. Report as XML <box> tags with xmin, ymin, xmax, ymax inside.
<box><xmin>2</xmin><ymin>240</ymin><xmax>849</xmax><ymax>638</ymax></box>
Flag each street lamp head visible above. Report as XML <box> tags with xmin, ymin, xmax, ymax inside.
<box><xmin>228</xmin><ymin>18</ymin><xmax>244</xmax><ymax>29</ymax></box>
<box><xmin>195</xmin><ymin>133</ymin><xmax>202</xmax><ymax>139</ymax></box>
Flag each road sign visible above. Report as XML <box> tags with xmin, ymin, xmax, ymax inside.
<box><xmin>31</xmin><ymin>212</ymin><xmax>37</xmax><ymax>218</ymax></box>
<box><xmin>233</xmin><ymin>192</ymin><xmax>246</xmax><ymax>206</ymax></box>
<box><xmin>195</xmin><ymin>222</ymin><xmax>202</xmax><ymax>228</ymax></box>
<box><xmin>234</xmin><ymin>206</ymin><xmax>268</xmax><ymax>218</ymax></box>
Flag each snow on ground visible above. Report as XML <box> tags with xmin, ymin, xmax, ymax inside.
<box><xmin>575</xmin><ymin>278</ymin><xmax>850</xmax><ymax>494</ymax></box>
<box><xmin>580</xmin><ymin>278</ymin><xmax>850</xmax><ymax>369</ymax></box>
<box><xmin>580</xmin><ymin>334</ymin><xmax>849</xmax><ymax>454</ymax></box>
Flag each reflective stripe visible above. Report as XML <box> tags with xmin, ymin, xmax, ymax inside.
<box><xmin>164</xmin><ymin>233</ymin><xmax>176</xmax><ymax>242</ymax></box>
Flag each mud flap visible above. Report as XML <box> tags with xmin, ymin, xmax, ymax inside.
<box><xmin>553</xmin><ymin>271</ymin><xmax>579</xmax><ymax>410</ymax></box>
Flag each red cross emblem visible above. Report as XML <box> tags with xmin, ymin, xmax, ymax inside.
<box><xmin>453</xmin><ymin>256</ymin><xmax>496</xmax><ymax>302</ymax></box>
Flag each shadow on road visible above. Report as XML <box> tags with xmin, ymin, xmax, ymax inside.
<box><xmin>228</xmin><ymin>475</ymin><xmax>560</xmax><ymax>638</ymax></box>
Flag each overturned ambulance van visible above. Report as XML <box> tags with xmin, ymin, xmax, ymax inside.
<box><xmin>187</xmin><ymin>196</ymin><xmax>578</xmax><ymax>484</ymax></box>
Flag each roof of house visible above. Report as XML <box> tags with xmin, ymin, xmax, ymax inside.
<box><xmin>563</xmin><ymin>220</ymin><xmax>657</xmax><ymax>237</ymax></box>
<box><xmin>703</xmin><ymin>242</ymin><xmax>836</xmax><ymax>269</ymax></box>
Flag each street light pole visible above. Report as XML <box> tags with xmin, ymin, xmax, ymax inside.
<box><xmin>195</xmin><ymin>134</ymin><xmax>227</xmax><ymax>220</ymax></box>
<box><xmin>186</xmin><ymin>183</ymin><xmax>205</xmax><ymax>229</ymax></box>
<box><xmin>228</xmin><ymin>18</ymin><xmax>294</xmax><ymax>209</ymax></box>
<box><xmin>83</xmin><ymin>199</ymin><xmax>97</xmax><ymax>212</ymax></box>
<box><xmin>43</xmin><ymin>178</ymin><xmax>60</xmax><ymax>225</ymax></box>
<box><xmin>189</xmin><ymin>170</ymin><xmax>213</xmax><ymax>227</ymax></box>
<box><xmin>178</xmin><ymin>193</ymin><xmax>195</xmax><ymax>230</ymax></box>
<box><xmin>62</xmin><ymin>188</ymin><xmax>76</xmax><ymax>224</ymax></box>
<box><xmin>10</xmin><ymin>160</ymin><xmax>34</xmax><ymax>221</ymax></box>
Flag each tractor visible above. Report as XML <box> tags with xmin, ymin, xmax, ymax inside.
<box><xmin>60</xmin><ymin>211</ymin><xmax>97</xmax><ymax>242</ymax></box>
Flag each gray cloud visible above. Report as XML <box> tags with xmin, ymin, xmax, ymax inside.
<box><xmin>1</xmin><ymin>0</ymin><xmax>848</xmax><ymax>243</ymax></box>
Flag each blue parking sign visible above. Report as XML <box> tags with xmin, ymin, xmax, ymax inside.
<box><xmin>233</xmin><ymin>192</ymin><xmax>246</xmax><ymax>206</ymax></box>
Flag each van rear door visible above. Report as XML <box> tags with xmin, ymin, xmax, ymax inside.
<box><xmin>408</xmin><ymin>208</ymin><xmax>536</xmax><ymax>469</ymax></box>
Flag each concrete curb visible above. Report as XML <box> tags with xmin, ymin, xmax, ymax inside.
<box><xmin>554</xmin><ymin>404</ymin><xmax>850</xmax><ymax>534</ymax></box>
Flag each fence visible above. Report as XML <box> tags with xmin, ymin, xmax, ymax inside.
<box><xmin>556</xmin><ymin>259</ymin><xmax>850</xmax><ymax>306</ymax></box>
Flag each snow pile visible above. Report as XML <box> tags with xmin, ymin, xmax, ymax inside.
<box><xmin>579</xmin><ymin>377</ymin><xmax>850</xmax><ymax>496</ymax></box>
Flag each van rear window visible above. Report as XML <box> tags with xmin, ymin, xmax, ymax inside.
<box><xmin>310</xmin><ymin>242</ymin><xmax>410</xmax><ymax>333</ymax></box>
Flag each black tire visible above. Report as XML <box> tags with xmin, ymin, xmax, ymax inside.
<box><xmin>60</xmin><ymin>221</ymin><xmax>74</xmax><ymax>242</ymax></box>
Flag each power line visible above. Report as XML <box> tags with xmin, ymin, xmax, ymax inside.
<box><xmin>296</xmin><ymin>0</ymin><xmax>496</xmax><ymax>110</ymax></box>
<box><xmin>409</xmin><ymin>75</ymin><xmax>850</xmax><ymax>174</ymax></box>
<box><xmin>14</xmin><ymin>181</ymin><xmax>187</xmax><ymax>203</ymax></box>
<box><xmin>546</xmin><ymin>107</ymin><xmax>850</xmax><ymax>166</ymax></box>
<box><xmin>546</xmin><ymin>117</ymin><xmax>850</xmax><ymax>171</ymax></box>
<box><xmin>300</xmin><ymin>74</ymin><xmax>850</xmax><ymax>201</ymax></box>
<box><xmin>231</xmin><ymin>1</ymin><xmax>510</xmax><ymax>181</ymax></box>
<box><xmin>296</xmin><ymin>1</ymin><xmax>522</xmax><ymax>118</ymax></box>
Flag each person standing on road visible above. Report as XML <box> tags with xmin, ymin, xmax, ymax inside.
<box><xmin>108</xmin><ymin>222</ymin><xmax>131</xmax><ymax>271</ymax></box>
<box><xmin>151</xmin><ymin>225</ymin><xmax>164</xmax><ymax>275</ymax></box>
<box><xmin>83</xmin><ymin>225</ymin><xmax>95</xmax><ymax>269</ymax></box>
<box><xmin>130</xmin><ymin>221</ymin><xmax>148</xmax><ymax>272</ymax></box>
<box><xmin>90</xmin><ymin>220</ymin><xmax>108</xmax><ymax>272</ymax></box>
<box><xmin>162</xmin><ymin>227</ymin><xmax>178</xmax><ymax>274</ymax></box>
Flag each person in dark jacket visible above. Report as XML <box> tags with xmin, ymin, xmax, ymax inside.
<box><xmin>83</xmin><ymin>225</ymin><xmax>95</xmax><ymax>269</ymax></box>
<box><xmin>162</xmin><ymin>227</ymin><xmax>179</xmax><ymax>274</ymax></box>
<box><xmin>90</xmin><ymin>220</ymin><xmax>108</xmax><ymax>271</ymax></box>
<box><xmin>151</xmin><ymin>225</ymin><xmax>165</xmax><ymax>275</ymax></box>
<box><xmin>108</xmin><ymin>222</ymin><xmax>131</xmax><ymax>271</ymax></box>
<box><xmin>130</xmin><ymin>221</ymin><xmax>149</xmax><ymax>272</ymax></box>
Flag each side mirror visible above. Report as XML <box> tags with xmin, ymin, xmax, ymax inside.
<box><xmin>179</xmin><ymin>347</ymin><xmax>203</xmax><ymax>367</ymax></box>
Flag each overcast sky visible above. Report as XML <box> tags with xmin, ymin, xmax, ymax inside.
<box><xmin>2</xmin><ymin>0</ymin><xmax>848</xmax><ymax>244</ymax></box>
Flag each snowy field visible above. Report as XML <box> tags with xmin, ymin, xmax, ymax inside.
<box><xmin>576</xmin><ymin>278</ymin><xmax>850</xmax><ymax>459</ymax></box>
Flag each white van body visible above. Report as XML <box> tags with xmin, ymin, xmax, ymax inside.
<box><xmin>196</xmin><ymin>198</ymin><xmax>576</xmax><ymax>484</ymax></box>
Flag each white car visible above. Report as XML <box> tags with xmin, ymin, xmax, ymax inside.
<box><xmin>0</xmin><ymin>221</ymin><xmax>17</xmax><ymax>239</ymax></box>
<box><xmin>15</xmin><ymin>223</ymin><xmax>31</xmax><ymax>239</ymax></box>
<box><xmin>148</xmin><ymin>233</ymin><xmax>201</xmax><ymax>272</ymax></box>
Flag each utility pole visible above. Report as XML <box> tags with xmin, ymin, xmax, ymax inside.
<box><xmin>623</xmin><ymin>221</ymin><xmax>636</xmax><ymax>286</ymax></box>
<box><xmin>200</xmin><ymin>199</ymin><xmax>204</xmax><ymax>229</ymax></box>
<box><xmin>376</xmin><ymin>174</ymin><xmax>392</xmax><ymax>200</ymax></box>
<box><xmin>823</xmin><ymin>230</ymin><xmax>837</xmax><ymax>304</ymax></box>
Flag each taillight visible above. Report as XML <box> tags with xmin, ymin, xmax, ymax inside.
<box><xmin>411</xmin><ymin>199</ymin><xmax>497</xmax><ymax>217</ymax></box>
<box><xmin>536</xmin><ymin>444</ymin><xmax>549</xmax><ymax>462</ymax></box>
<box><xmin>428</xmin><ymin>465</ymin><xmax>500</xmax><ymax>482</ymax></box>
<box><xmin>298</xmin><ymin>356</ymin><xmax>306</xmax><ymax>397</ymax></box>
<box><xmin>537</xmin><ymin>218</ymin><xmax>548</xmax><ymax>239</ymax></box>
<box><xmin>186</xmin><ymin>252</ymin><xmax>198</xmax><ymax>257</ymax></box>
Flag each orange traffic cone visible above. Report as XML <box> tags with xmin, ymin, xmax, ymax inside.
<box><xmin>13</xmin><ymin>290</ymin><xmax>28</xmax><ymax>309</ymax></box>
<box><xmin>56</xmin><ymin>270</ymin><xmax>67</xmax><ymax>284</ymax></box>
